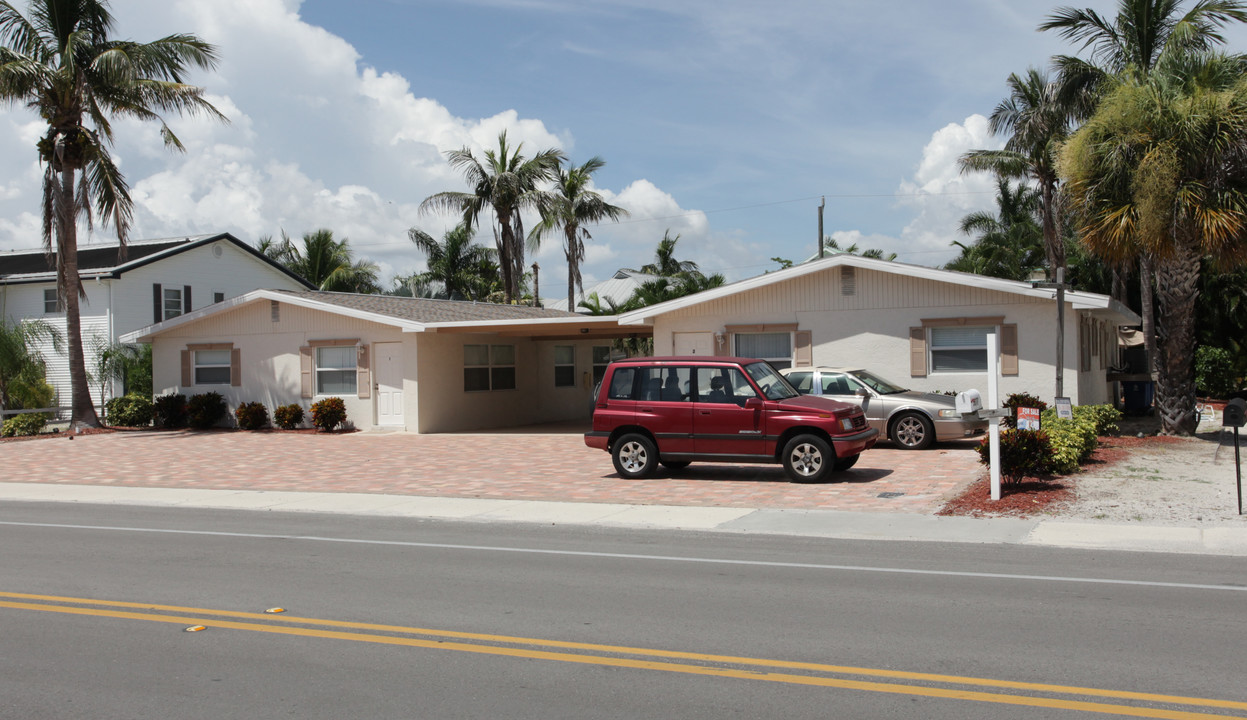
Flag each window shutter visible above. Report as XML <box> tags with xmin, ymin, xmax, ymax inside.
<box><xmin>1000</xmin><ymin>324</ymin><xmax>1018</xmax><ymax>376</ymax></box>
<box><xmin>153</xmin><ymin>284</ymin><xmax>162</xmax><ymax>324</ymax></box>
<box><xmin>300</xmin><ymin>346</ymin><xmax>313</xmax><ymax>398</ymax></box>
<box><xmin>909</xmin><ymin>327</ymin><xmax>927</xmax><ymax>377</ymax></box>
<box><xmin>183</xmin><ymin>285</ymin><xmax>192</xmax><ymax>314</ymax></box>
<box><xmin>357</xmin><ymin>344</ymin><xmax>371</xmax><ymax>399</ymax></box>
<box><xmin>231</xmin><ymin>348</ymin><xmax>242</xmax><ymax>387</ymax></box>
<box><xmin>794</xmin><ymin>331</ymin><xmax>812</xmax><ymax>367</ymax></box>
<box><xmin>181</xmin><ymin>349</ymin><xmax>192</xmax><ymax>386</ymax></box>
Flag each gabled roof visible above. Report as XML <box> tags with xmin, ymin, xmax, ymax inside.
<box><xmin>120</xmin><ymin>289</ymin><xmax>644</xmax><ymax>343</ymax></box>
<box><xmin>545</xmin><ymin>268</ymin><xmax>660</xmax><ymax>312</ymax></box>
<box><xmin>0</xmin><ymin>232</ymin><xmax>314</xmax><ymax>289</ymax></box>
<box><xmin>617</xmin><ymin>253</ymin><xmax>1140</xmax><ymax>325</ymax></box>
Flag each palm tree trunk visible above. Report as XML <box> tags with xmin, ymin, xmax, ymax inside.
<box><xmin>56</xmin><ymin>165</ymin><xmax>100</xmax><ymax>428</ymax></box>
<box><xmin>1139</xmin><ymin>255</ymin><xmax>1156</xmax><ymax>376</ymax></box>
<box><xmin>1152</xmin><ymin>244</ymin><xmax>1200</xmax><ymax>435</ymax></box>
<box><xmin>1040</xmin><ymin>181</ymin><xmax>1065</xmax><ymax>276</ymax></box>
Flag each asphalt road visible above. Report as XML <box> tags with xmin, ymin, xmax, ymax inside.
<box><xmin>2</xmin><ymin>502</ymin><xmax>1246</xmax><ymax>719</ymax></box>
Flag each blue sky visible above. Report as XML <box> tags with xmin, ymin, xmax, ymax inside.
<box><xmin>2</xmin><ymin>0</ymin><xmax>1242</xmax><ymax>298</ymax></box>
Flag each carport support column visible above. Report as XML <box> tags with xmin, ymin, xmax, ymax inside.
<box><xmin>988</xmin><ymin>331</ymin><xmax>1002</xmax><ymax>501</ymax></box>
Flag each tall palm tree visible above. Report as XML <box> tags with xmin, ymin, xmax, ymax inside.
<box><xmin>272</xmin><ymin>229</ymin><xmax>381</xmax><ymax>293</ymax></box>
<box><xmin>0</xmin><ymin>0</ymin><xmax>225</xmax><ymax>427</ymax></box>
<box><xmin>406</xmin><ymin>223</ymin><xmax>499</xmax><ymax>301</ymax></box>
<box><xmin>1042</xmin><ymin>0</ymin><xmax>1247</xmax><ymax>383</ymax></box>
<box><xmin>959</xmin><ymin>68</ymin><xmax>1072</xmax><ymax>275</ymax></box>
<box><xmin>529</xmin><ymin>157</ymin><xmax>628</xmax><ymax>309</ymax></box>
<box><xmin>1060</xmin><ymin>55</ymin><xmax>1247</xmax><ymax>434</ymax></box>
<box><xmin>420</xmin><ymin>131</ymin><xmax>565</xmax><ymax>304</ymax></box>
<box><xmin>946</xmin><ymin>179</ymin><xmax>1046</xmax><ymax>280</ymax></box>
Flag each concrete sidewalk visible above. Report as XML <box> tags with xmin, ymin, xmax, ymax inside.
<box><xmin>4</xmin><ymin>482</ymin><xmax>1246</xmax><ymax>557</ymax></box>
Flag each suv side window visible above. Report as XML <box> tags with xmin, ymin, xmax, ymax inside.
<box><xmin>695</xmin><ymin>367</ymin><xmax>758</xmax><ymax>405</ymax></box>
<box><xmin>637</xmin><ymin>367</ymin><xmax>692</xmax><ymax>402</ymax></box>
<box><xmin>608</xmin><ymin>368</ymin><xmax>637</xmax><ymax>399</ymax></box>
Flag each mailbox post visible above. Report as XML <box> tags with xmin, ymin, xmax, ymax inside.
<box><xmin>955</xmin><ymin>331</ymin><xmax>1009</xmax><ymax>501</ymax></box>
<box><xmin>1225</xmin><ymin>398</ymin><xmax>1245</xmax><ymax>515</ymax></box>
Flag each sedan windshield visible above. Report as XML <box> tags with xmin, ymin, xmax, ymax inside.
<box><xmin>745</xmin><ymin>362</ymin><xmax>799</xmax><ymax>400</ymax></box>
<box><xmin>852</xmin><ymin>370</ymin><xmax>907</xmax><ymax>395</ymax></box>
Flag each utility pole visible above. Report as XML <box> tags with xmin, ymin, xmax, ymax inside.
<box><xmin>1031</xmin><ymin>267</ymin><xmax>1067</xmax><ymax>398</ymax></box>
<box><xmin>817</xmin><ymin>196</ymin><xmax>825</xmax><ymax>259</ymax></box>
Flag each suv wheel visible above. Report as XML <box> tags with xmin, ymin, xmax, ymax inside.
<box><xmin>612</xmin><ymin>433</ymin><xmax>659</xmax><ymax>478</ymax></box>
<box><xmin>782</xmin><ymin>434</ymin><xmax>834</xmax><ymax>483</ymax></box>
<box><xmin>890</xmin><ymin>412</ymin><xmax>935</xmax><ymax>450</ymax></box>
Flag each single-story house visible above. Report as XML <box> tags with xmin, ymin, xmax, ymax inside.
<box><xmin>544</xmin><ymin>269</ymin><xmax>660</xmax><ymax>312</ymax></box>
<box><xmin>1</xmin><ymin>233</ymin><xmax>312</xmax><ymax>410</ymax></box>
<box><xmin>616</xmin><ymin>254</ymin><xmax>1140</xmax><ymax>406</ymax></box>
<box><xmin>120</xmin><ymin>289</ymin><xmax>650</xmax><ymax>433</ymax></box>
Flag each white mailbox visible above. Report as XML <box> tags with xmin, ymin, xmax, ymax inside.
<box><xmin>955</xmin><ymin>389</ymin><xmax>983</xmax><ymax>415</ymax></box>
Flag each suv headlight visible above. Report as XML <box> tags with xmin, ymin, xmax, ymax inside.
<box><xmin>840</xmin><ymin>418</ymin><xmax>857</xmax><ymax>431</ymax></box>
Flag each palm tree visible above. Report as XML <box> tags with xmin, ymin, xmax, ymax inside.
<box><xmin>406</xmin><ymin>223</ymin><xmax>499</xmax><ymax>301</ymax></box>
<box><xmin>959</xmin><ymin>68</ymin><xmax>1072</xmax><ymax>275</ymax></box>
<box><xmin>271</xmin><ymin>229</ymin><xmax>381</xmax><ymax>293</ymax></box>
<box><xmin>420</xmin><ymin>131</ymin><xmax>565</xmax><ymax>304</ymax></box>
<box><xmin>823</xmin><ymin>236</ymin><xmax>898</xmax><ymax>261</ymax></box>
<box><xmin>529</xmin><ymin>157</ymin><xmax>629</xmax><ymax>309</ymax></box>
<box><xmin>1060</xmin><ymin>55</ymin><xmax>1247</xmax><ymax>434</ymax></box>
<box><xmin>946</xmin><ymin>179</ymin><xmax>1046</xmax><ymax>280</ymax></box>
<box><xmin>636</xmin><ymin>231</ymin><xmax>701</xmax><ymax>277</ymax></box>
<box><xmin>1042</xmin><ymin>0</ymin><xmax>1247</xmax><ymax>384</ymax></box>
<box><xmin>0</xmin><ymin>0</ymin><xmax>225</xmax><ymax>427</ymax></box>
<box><xmin>0</xmin><ymin>317</ymin><xmax>61</xmax><ymax>413</ymax></box>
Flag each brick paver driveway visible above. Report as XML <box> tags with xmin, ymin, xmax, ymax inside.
<box><xmin>4</xmin><ymin>426</ymin><xmax>984</xmax><ymax>514</ymax></box>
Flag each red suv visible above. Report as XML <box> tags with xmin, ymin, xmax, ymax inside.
<box><xmin>584</xmin><ymin>357</ymin><xmax>878</xmax><ymax>482</ymax></box>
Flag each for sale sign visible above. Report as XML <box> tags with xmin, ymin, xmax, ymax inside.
<box><xmin>1017</xmin><ymin>407</ymin><xmax>1041</xmax><ymax>431</ymax></box>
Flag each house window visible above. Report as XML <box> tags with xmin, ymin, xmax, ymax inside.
<box><xmin>43</xmin><ymin>288</ymin><xmax>58</xmax><ymax>314</ymax></box>
<box><xmin>929</xmin><ymin>326</ymin><xmax>989</xmax><ymax>372</ymax></box>
<box><xmin>163</xmin><ymin>287</ymin><xmax>184</xmax><ymax>321</ymax></box>
<box><xmin>316</xmin><ymin>346</ymin><xmax>358</xmax><ymax>395</ymax></box>
<box><xmin>554</xmin><ymin>345</ymin><xmax>575</xmax><ymax>387</ymax></box>
<box><xmin>194</xmin><ymin>349</ymin><xmax>232</xmax><ymax>385</ymax></box>
<box><xmin>734</xmin><ymin>332</ymin><xmax>793</xmax><ymax>370</ymax></box>
<box><xmin>592</xmin><ymin>346</ymin><xmax>612</xmax><ymax>386</ymax></box>
<box><xmin>464</xmin><ymin>344</ymin><xmax>516</xmax><ymax>392</ymax></box>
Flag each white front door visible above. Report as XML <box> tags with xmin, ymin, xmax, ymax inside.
<box><xmin>374</xmin><ymin>342</ymin><xmax>404</xmax><ymax>426</ymax></box>
<box><xmin>673</xmin><ymin>331</ymin><xmax>714</xmax><ymax>356</ymax></box>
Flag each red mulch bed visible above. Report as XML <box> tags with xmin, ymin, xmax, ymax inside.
<box><xmin>0</xmin><ymin>425</ymin><xmax>340</xmax><ymax>442</ymax></box>
<box><xmin>937</xmin><ymin>432</ymin><xmax>1185</xmax><ymax>518</ymax></box>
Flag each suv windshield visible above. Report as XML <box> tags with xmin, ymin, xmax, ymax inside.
<box><xmin>744</xmin><ymin>362</ymin><xmax>799</xmax><ymax>400</ymax></box>
<box><xmin>853</xmin><ymin>370</ymin><xmax>907</xmax><ymax>395</ymax></box>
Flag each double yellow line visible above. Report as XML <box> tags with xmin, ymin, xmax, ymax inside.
<box><xmin>2</xmin><ymin>591</ymin><xmax>1244</xmax><ymax>719</ymax></box>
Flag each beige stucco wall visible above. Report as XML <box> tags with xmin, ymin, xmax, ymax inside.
<box><xmin>648</xmin><ymin>265</ymin><xmax>1115</xmax><ymax>406</ymax></box>
<box><xmin>151</xmin><ymin>297</ymin><xmax>609</xmax><ymax>432</ymax></box>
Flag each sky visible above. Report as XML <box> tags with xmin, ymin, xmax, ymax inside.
<box><xmin>2</xmin><ymin>0</ymin><xmax>1242</xmax><ymax>300</ymax></box>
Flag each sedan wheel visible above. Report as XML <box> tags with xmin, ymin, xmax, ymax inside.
<box><xmin>781</xmin><ymin>434</ymin><xmax>834</xmax><ymax>483</ymax></box>
<box><xmin>890</xmin><ymin>413</ymin><xmax>935</xmax><ymax>450</ymax></box>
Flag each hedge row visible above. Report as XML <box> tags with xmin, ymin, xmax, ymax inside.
<box><xmin>976</xmin><ymin>403</ymin><xmax>1122</xmax><ymax>481</ymax></box>
<box><xmin>103</xmin><ymin>393</ymin><xmax>348</xmax><ymax>432</ymax></box>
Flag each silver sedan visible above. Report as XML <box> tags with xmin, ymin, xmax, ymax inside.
<box><xmin>779</xmin><ymin>366</ymin><xmax>987</xmax><ymax>450</ymax></box>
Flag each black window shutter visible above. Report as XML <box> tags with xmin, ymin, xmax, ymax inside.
<box><xmin>183</xmin><ymin>285</ymin><xmax>192</xmax><ymax>314</ymax></box>
<box><xmin>153</xmin><ymin>284</ymin><xmax>162</xmax><ymax>323</ymax></box>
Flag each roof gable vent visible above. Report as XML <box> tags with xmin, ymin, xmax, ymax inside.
<box><xmin>840</xmin><ymin>266</ymin><xmax>856</xmax><ymax>296</ymax></box>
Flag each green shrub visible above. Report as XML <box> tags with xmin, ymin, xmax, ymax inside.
<box><xmin>153</xmin><ymin>393</ymin><xmax>188</xmax><ymax>428</ymax></box>
<box><xmin>1196</xmin><ymin>346</ymin><xmax>1241</xmax><ymax>399</ymax></box>
<box><xmin>1039</xmin><ymin>408</ymin><xmax>1099</xmax><ymax>474</ymax></box>
<box><xmin>1076</xmin><ymin>404</ymin><xmax>1122</xmax><ymax>436</ymax></box>
<box><xmin>187</xmin><ymin>392</ymin><xmax>228</xmax><ymax>429</ymax></box>
<box><xmin>273</xmin><ymin>403</ymin><xmax>305</xmax><ymax>430</ymax></box>
<box><xmin>235</xmin><ymin>401</ymin><xmax>270</xmax><ymax>430</ymax></box>
<box><xmin>976</xmin><ymin>429</ymin><xmax>1054</xmax><ymax>483</ymax></box>
<box><xmin>9</xmin><ymin>376</ymin><xmax>55</xmax><ymax>413</ymax></box>
<box><xmin>1003</xmin><ymin>392</ymin><xmax>1048</xmax><ymax>429</ymax></box>
<box><xmin>2</xmin><ymin>412</ymin><xmax>47</xmax><ymax>437</ymax></box>
<box><xmin>310</xmin><ymin>396</ymin><xmax>347</xmax><ymax>432</ymax></box>
<box><xmin>105</xmin><ymin>394</ymin><xmax>153</xmax><ymax>427</ymax></box>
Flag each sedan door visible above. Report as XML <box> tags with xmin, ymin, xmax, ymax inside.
<box><xmin>818</xmin><ymin>372</ymin><xmax>886</xmax><ymax>434</ymax></box>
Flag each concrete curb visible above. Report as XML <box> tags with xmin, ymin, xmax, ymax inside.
<box><xmin>2</xmin><ymin>482</ymin><xmax>1245</xmax><ymax>556</ymax></box>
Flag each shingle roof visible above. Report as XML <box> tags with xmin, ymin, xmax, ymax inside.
<box><xmin>0</xmin><ymin>238</ymin><xmax>199</xmax><ymax>276</ymax></box>
<box><xmin>273</xmin><ymin>289</ymin><xmax>582</xmax><ymax>323</ymax></box>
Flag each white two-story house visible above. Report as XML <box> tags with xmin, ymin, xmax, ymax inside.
<box><xmin>0</xmin><ymin>233</ymin><xmax>313</xmax><ymax>412</ymax></box>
